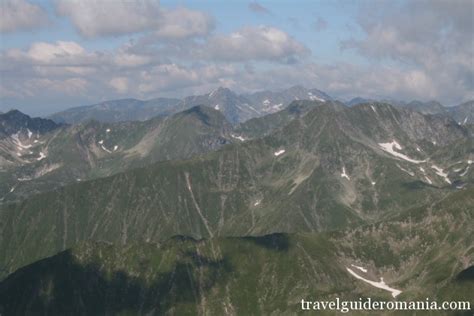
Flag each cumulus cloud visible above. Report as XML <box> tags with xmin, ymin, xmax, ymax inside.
<box><xmin>204</xmin><ymin>26</ymin><xmax>309</xmax><ymax>62</ymax></box>
<box><xmin>109</xmin><ymin>77</ymin><xmax>129</xmax><ymax>94</ymax></box>
<box><xmin>342</xmin><ymin>0</ymin><xmax>473</xmax><ymax>103</ymax></box>
<box><xmin>0</xmin><ymin>0</ymin><xmax>50</xmax><ymax>33</ymax></box>
<box><xmin>55</xmin><ymin>0</ymin><xmax>214</xmax><ymax>38</ymax></box>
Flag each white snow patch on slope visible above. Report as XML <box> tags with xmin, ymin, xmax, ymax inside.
<box><xmin>214</xmin><ymin>104</ymin><xmax>220</xmax><ymax>110</ymax></box>
<box><xmin>396</xmin><ymin>164</ymin><xmax>414</xmax><ymax>176</ymax></box>
<box><xmin>27</xmin><ymin>129</ymin><xmax>33</xmax><ymax>138</ymax></box>
<box><xmin>101</xmin><ymin>145</ymin><xmax>112</xmax><ymax>153</ymax></box>
<box><xmin>254</xmin><ymin>200</ymin><xmax>261</xmax><ymax>206</ymax></box>
<box><xmin>274</xmin><ymin>149</ymin><xmax>285</xmax><ymax>156</ymax></box>
<box><xmin>98</xmin><ymin>140</ymin><xmax>104</xmax><ymax>145</ymax></box>
<box><xmin>113</xmin><ymin>145</ymin><xmax>118</xmax><ymax>151</ymax></box>
<box><xmin>37</xmin><ymin>152</ymin><xmax>47</xmax><ymax>161</ymax></box>
<box><xmin>378</xmin><ymin>140</ymin><xmax>425</xmax><ymax>164</ymax></box>
<box><xmin>460</xmin><ymin>166</ymin><xmax>470</xmax><ymax>177</ymax></box>
<box><xmin>419</xmin><ymin>167</ymin><xmax>433</xmax><ymax>185</ymax></box>
<box><xmin>11</xmin><ymin>132</ymin><xmax>32</xmax><ymax>149</ymax></box>
<box><xmin>263</xmin><ymin>99</ymin><xmax>270</xmax><ymax>105</ymax></box>
<box><xmin>431</xmin><ymin>165</ymin><xmax>451</xmax><ymax>184</ymax></box>
<box><xmin>351</xmin><ymin>264</ymin><xmax>368</xmax><ymax>273</ymax></box>
<box><xmin>231</xmin><ymin>134</ymin><xmax>246</xmax><ymax>141</ymax></box>
<box><xmin>341</xmin><ymin>167</ymin><xmax>350</xmax><ymax>180</ymax></box>
<box><xmin>106</xmin><ymin>128</ymin><xmax>111</xmax><ymax>133</ymax></box>
<box><xmin>346</xmin><ymin>267</ymin><xmax>402</xmax><ymax>298</ymax></box>
<box><xmin>370</xmin><ymin>105</ymin><xmax>377</xmax><ymax>113</ymax></box>
<box><xmin>308</xmin><ymin>92</ymin><xmax>325</xmax><ymax>102</ymax></box>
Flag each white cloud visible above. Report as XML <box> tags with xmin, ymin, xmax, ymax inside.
<box><xmin>0</xmin><ymin>0</ymin><xmax>50</xmax><ymax>33</ymax></box>
<box><xmin>203</xmin><ymin>26</ymin><xmax>309</xmax><ymax>62</ymax></box>
<box><xmin>341</xmin><ymin>0</ymin><xmax>473</xmax><ymax>104</ymax></box>
<box><xmin>109</xmin><ymin>77</ymin><xmax>129</xmax><ymax>94</ymax></box>
<box><xmin>27</xmin><ymin>41</ymin><xmax>86</xmax><ymax>62</ymax></box>
<box><xmin>55</xmin><ymin>0</ymin><xmax>214</xmax><ymax>39</ymax></box>
<box><xmin>154</xmin><ymin>7</ymin><xmax>214</xmax><ymax>39</ymax></box>
<box><xmin>25</xmin><ymin>78</ymin><xmax>88</xmax><ymax>95</ymax></box>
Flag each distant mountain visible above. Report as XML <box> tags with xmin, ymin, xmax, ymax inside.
<box><xmin>402</xmin><ymin>100</ymin><xmax>447</xmax><ymax>115</ymax></box>
<box><xmin>47</xmin><ymin>86</ymin><xmax>333</xmax><ymax>125</ymax></box>
<box><xmin>177</xmin><ymin>87</ymin><xmax>259</xmax><ymax>124</ymax></box>
<box><xmin>345</xmin><ymin>97</ymin><xmax>376</xmax><ymax>107</ymax></box>
<box><xmin>0</xmin><ymin>110</ymin><xmax>62</xmax><ymax>138</ymax></box>
<box><xmin>1</xmin><ymin>101</ymin><xmax>472</xmax><ymax>279</ymax></box>
<box><xmin>244</xmin><ymin>85</ymin><xmax>331</xmax><ymax>114</ymax></box>
<box><xmin>0</xmin><ymin>106</ymin><xmax>233</xmax><ymax>202</ymax></box>
<box><xmin>449</xmin><ymin>100</ymin><xmax>474</xmax><ymax>125</ymax></box>
<box><xmin>48</xmin><ymin>98</ymin><xmax>181</xmax><ymax>124</ymax></box>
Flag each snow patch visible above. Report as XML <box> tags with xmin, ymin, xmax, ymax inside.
<box><xmin>263</xmin><ymin>99</ymin><xmax>270</xmax><ymax>105</ymax></box>
<box><xmin>113</xmin><ymin>145</ymin><xmax>118</xmax><ymax>151</ymax></box>
<box><xmin>460</xmin><ymin>166</ymin><xmax>470</xmax><ymax>177</ymax></box>
<box><xmin>308</xmin><ymin>92</ymin><xmax>325</xmax><ymax>102</ymax></box>
<box><xmin>378</xmin><ymin>140</ymin><xmax>425</xmax><ymax>164</ymax></box>
<box><xmin>231</xmin><ymin>134</ymin><xmax>246</xmax><ymax>142</ymax></box>
<box><xmin>101</xmin><ymin>145</ymin><xmax>112</xmax><ymax>153</ymax></box>
<box><xmin>274</xmin><ymin>149</ymin><xmax>285</xmax><ymax>156</ymax></box>
<box><xmin>351</xmin><ymin>264</ymin><xmax>368</xmax><ymax>273</ymax></box>
<box><xmin>214</xmin><ymin>104</ymin><xmax>220</xmax><ymax>110</ymax></box>
<box><xmin>371</xmin><ymin>181</ymin><xmax>376</xmax><ymax>186</ymax></box>
<box><xmin>27</xmin><ymin>129</ymin><xmax>33</xmax><ymax>139</ymax></box>
<box><xmin>341</xmin><ymin>167</ymin><xmax>350</xmax><ymax>180</ymax></box>
<box><xmin>98</xmin><ymin>140</ymin><xmax>104</xmax><ymax>145</ymax></box>
<box><xmin>254</xmin><ymin>200</ymin><xmax>261</xmax><ymax>206</ymax></box>
<box><xmin>346</xmin><ymin>268</ymin><xmax>402</xmax><ymax>298</ymax></box>
<box><xmin>396</xmin><ymin>164</ymin><xmax>414</xmax><ymax>176</ymax></box>
<box><xmin>370</xmin><ymin>105</ymin><xmax>377</xmax><ymax>113</ymax></box>
<box><xmin>419</xmin><ymin>167</ymin><xmax>432</xmax><ymax>185</ymax></box>
<box><xmin>431</xmin><ymin>165</ymin><xmax>451</xmax><ymax>184</ymax></box>
<box><xmin>106</xmin><ymin>128</ymin><xmax>111</xmax><ymax>133</ymax></box>
<box><xmin>37</xmin><ymin>152</ymin><xmax>47</xmax><ymax>161</ymax></box>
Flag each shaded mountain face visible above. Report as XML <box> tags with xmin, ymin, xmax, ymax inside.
<box><xmin>0</xmin><ymin>188</ymin><xmax>472</xmax><ymax>315</ymax></box>
<box><xmin>0</xmin><ymin>110</ymin><xmax>61</xmax><ymax>138</ymax></box>
<box><xmin>48</xmin><ymin>98</ymin><xmax>181</xmax><ymax>124</ymax></box>
<box><xmin>403</xmin><ymin>100</ymin><xmax>447</xmax><ymax>115</ymax></box>
<box><xmin>346</xmin><ymin>97</ymin><xmax>376</xmax><ymax>107</ymax></box>
<box><xmin>449</xmin><ymin>100</ymin><xmax>474</xmax><ymax>125</ymax></box>
<box><xmin>1</xmin><ymin>101</ymin><xmax>472</xmax><ymax>279</ymax></box>
<box><xmin>0</xmin><ymin>106</ymin><xmax>233</xmax><ymax>202</ymax></box>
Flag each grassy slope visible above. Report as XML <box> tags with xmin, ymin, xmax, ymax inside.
<box><xmin>0</xmin><ymin>188</ymin><xmax>472</xmax><ymax>315</ymax></box>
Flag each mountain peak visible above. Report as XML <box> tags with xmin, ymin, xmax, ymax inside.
<box><xmin>0</xmin><ymin>109</ymin><xmax>62</xmax><ymax>137</ymax></box>
<box><xmin>208</xmin><ymin>87</ymin><xmax>235</xmax><ymax>98</ymax></box>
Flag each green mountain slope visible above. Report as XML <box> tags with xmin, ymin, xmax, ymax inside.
<box><xmin>1</xmin><ymin>188</ymin><xmax>472</xmax><ymax>315</ymax></box>
<box><xmin>0</xmin><ymin>106</ymin><xmax>233</xmax><ymax>202</ymax></box>
<box><xmin>1</xmin><ymin>102</ymin><xmax>472</xmax><ymax>279</ymax></box>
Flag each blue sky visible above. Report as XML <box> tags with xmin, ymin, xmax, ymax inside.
<box><xmin>0</xmin><ymin>0</ymin><xmax>472</xmax><ymax>115</ymax></box>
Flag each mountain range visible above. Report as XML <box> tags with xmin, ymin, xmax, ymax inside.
<box><xmin>0</xmin><ymin>90</ymin><xmax>473</xmax><ymax>315</ymax></box>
